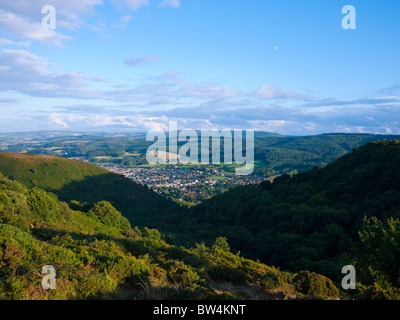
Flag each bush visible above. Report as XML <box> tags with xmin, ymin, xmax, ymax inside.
<box><xmin>165</xmin><ymin>260</ymin><xmax>199</xmax><ymax>285</ymax></box>
<box><xmin>0</xmin><ymin>192</ymin><xmax>11</xmax><ymax>209</ymax></box>
<box><xmin>355</xmin><ymin>217</ymin><xmax>400</xmax><ymax>288</ymax></box>
<box><xmin>208</xmin><ymin>265</ymin><xmax>248</xmax><ymax>285</ymax></box>
<box><xmin>292</xmin><ymin>270</ymin><xmax>339</xmax><ymax>299</ymax></box>
<box><xmin>12</xmin><ymin>216</ymin><xmax>29</xmax><ymax>232</ymax></box>
<box><xmin>88</xmin><ymin>201</ymin><xmax>131</xmax><ymax>230</ymax></box>
<box><xmin>212</xmin><ymin>237</ymin><xmax>230</xmax><ymax>253</ymax></box>
<box><xmin>69</xmin><ymin>200</ymin><xmax>92</xmax><ymax>213</ymax></box>
<box><xmin>350</xmin><ymin>282</ymin><xmax>400</xmax><ymax>300</ymax></box>
<box><xmin>260</xmin><ymin>271</ymin><xmax>281</xmax><ymax>291</ymax></box>
<box><xmin>174</xmin><ymin>279</ymin><xmax>213</xmax><ymax>299</ymax></box>
<box><xmin>26</xmin><ymin>187</ymin><xmax>59</xmax><ymax>222</ymax></box>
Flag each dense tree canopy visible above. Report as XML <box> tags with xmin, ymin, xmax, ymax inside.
<box><xmin>164</xmin><ymin>140</ymin><xmax>400</xmax><ymax>285</ymax></box>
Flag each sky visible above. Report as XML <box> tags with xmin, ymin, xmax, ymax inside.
<box><xmin>0</xmin><ymin>0</ymin><xmax>400</xmax><ymax>135</ymax></box>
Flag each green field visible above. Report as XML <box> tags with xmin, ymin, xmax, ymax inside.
<box><xmin>206</xmin><ymin>175</ymin><xmax>229</xmax><ymax>181</ymax></box>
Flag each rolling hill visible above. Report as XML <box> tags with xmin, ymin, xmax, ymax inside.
<box><xmin>0</xmin><ymin>152</ymin><xmax>180</xmax><ymax>227</ymax></box>
<box><xmin>2</xmin><ymin>140</ymin><xmax>400</xmax><ymax>299</ymax></box>
<box><xmin>253</xmin><ymin>133</ymin><xmax>400</xmax><ymax>176</ymax></box>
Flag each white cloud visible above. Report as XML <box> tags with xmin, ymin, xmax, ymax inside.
<box><xmin>0</xmin><ymin>49</ymin><xmax>240</xmax><ymax>104</ymax></box>
<box><xmin>120</xmin><ymin>15</ymin><xmax>132</xmax><ymax>24</ymax></box>
<box><xmin>99</xmin><ymin>70</ymin><xmax>244</xmax><ymax>106</ymax></box>
<box><xmin>13</xmin><ymin>85</ymin><xmax>400</xmax><ymax>134</ymax></box>
<box><xmin>49</xmin><ymin>113</ymin><xmax>69</xmax><ymax>128</ymax></box>
<box><xmin>0</xmin><ymin>49</ymin><xmax>105</xmax><ymax>99</ymax></box>
<box><xmin>248</xmin><ymin>120</ymin><xmax>300</xmax><ymax>134</ymax></box>
<box><xmin>45</xmin><ymin>113</ymin><xmax>171</xmax><ymax>131</ymax></box>
<box><xmin>124</xmin><ymin>56</ymin><xmax>159</xmax><ymax>67</ymax></box>
<box><xmin>256</xmin><ymin>85</ymin><xmax>307</xmax><ymax>100</ymax></box>
<box><xmin>159</xmin><ymin>0</ymin><xmax>181</xmax><ymax>8</ymax></box>
<box><xmin>123</xmin><ymin>0</ymin><xmax>150</xmax><ymax>10</ymax></box>
<box><xmin>28</xmin><ymin>99</ymin><xmax>400</xmax><ymax>135</ymax></box>
<box><xmin>0</xmin><ymin>38</ymin><xmax>30</xmax><ymax>47</ymax></box>
<box><xmin>108</xmin><ymin>15</ymin><xmax>133</xmax><ymax>29</ymax></box>
<box><xmin>1</xmin><ymin>44</ymin><xmax>399</xmax><ymax>135</ymax></box>
<box><xmin>0</xmin><ymin>10</ymin><xmax>71</xmax><ymax>47</ymax></box>
<box><xmin>0</xmin><ymin>0</ymin><xmax>103</xmax><ymax>17</ymax></box>
<box><xmin>113</xmin><ymin>0</ymin><xmax>181</xmax><ymax>10</ymax></box>
<box><xmin>0</xmin><ymin>0</ymin><xmax>103</xmax><ymax>33</ymax></box>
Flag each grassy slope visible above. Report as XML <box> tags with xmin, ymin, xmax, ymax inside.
<box><xmin>0</xmin><ymin>152</ymin><xmax>180</xmax><ymax>227</ymax></box>
<box><xmin>0</xmin><ymin>152</ymin><xmax>106</xmax><ymax>189</ymax></box>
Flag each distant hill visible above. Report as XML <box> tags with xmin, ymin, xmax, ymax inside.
<box><xmin>4</xmin><ymin>132</ymin><xmax>400</xmax><ymax>180</ymax></box>
<box><xmin>253</xmin><ymin>133</ymin><xmax>400</xmax><ymax>176</ymax></box>
<box><xmin>0</xmin><ymin>152</ymin><xmax>180</xmax><ymax>226</ymax></box>
<box><xmin>165</xmin><ymin>140</ymin><xmax>400</xmax><ymax>282</ymax></box>
<box><xmin>254</xmin><ymin>131</ymin><xmax>284</xmax><ymax>138</ymax></box>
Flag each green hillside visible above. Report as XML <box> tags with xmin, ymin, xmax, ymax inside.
<box><xmin>163</xmin><ymin>140</ymin><xmax>400</xmax><ymax>298</ymax></box>
<box><xmin>0</xmin><ymin>152</ymin><xmax>180</xmax><ymax>226</ymax></box>
<box><xmin>2</xmin><ymin>141</ymin><xmax>400</xmax><ymax>299</ymax></box>
<box><xmin>0</xmin><ymin>152</ymin><xmax>106</xmax><ymax>189</ymax></box>
<box><xmin>253</xmin><ymin>133</ymin><xmax>400</xmax><ymax>176</ymax></box>
<box><xmin>0</xmin><ymin>173</ymin><xmax>339</xmax><ymax>300</ymax></box>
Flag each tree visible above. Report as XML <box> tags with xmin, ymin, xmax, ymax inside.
<box><xmin>355</xmin><ymin>217</ymin><xmax>400</xmax><ymax>288</ymax></box>
<box><xmin>26</xmin><ymin>187</ymin><xmax>59</xmax><ymax>222</ymax></box>
<box><xmin>88</xmin><ymin>201</ymin><xmax>131</xmax><ymax>230</ymax></box>
<box><xmin>212</xmin><ymin>237</ymin><xmax>230</xmax><ymax>253</ymax></box>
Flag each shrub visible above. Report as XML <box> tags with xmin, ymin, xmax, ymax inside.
<box><xmin>88</xmin><ymin>201</ymin><xmax>131</xmax><ymax>230</ymax></box>
<box><xmin>26</xmin><ymin>187</ymin><xmax>59</xmax><ymax>222</ymax></box>
<box><xmin>212</xmin><ymin>237</ymin><xmax>230</xmax><ymax>253</ymax></box>
<box><xmin>0</xmin><ymin>192</ymin><xmax>11</xmax><ymax>208</ymax></box>
<box><xmin>260</xmin><ymin>271</ymin><xmax>281</xmax><ymax>291</ymax></box>
<box><xmin>69</xmin><ymin>200</ymin><xmax>92</xmax><ymax>213</ymax></box>
<box><xmin>12</xmin><ymin>216</ymin><xmax>29</xmax><ymax>232</ymax></box>
<box><xmin>292</xmin><ymin>270</ymin><xmax>339</xmax><ymax>299</ymax></box>
<box><xmin>121</xmin><ymin>229</ymin><xmax>138</xmax><ymax>238</ymax></box>
<box><xmin>174</xmin><ymin>279</ymin><xmax>213</xmax><ymax>299</ymax></box>
<box><xmin>166</xmin><ymin>260</ymin><xmax>199</xmax><ymax>285</ymax></box>
<box><xmin>350</xmin><ymin>282</ymin><xmax>400</xmax><ymax>300</ymax></box>
<box><xmin>208</xmin><ymin>265</ymin><xmax>248</xmax><ymax>285</ymax></box>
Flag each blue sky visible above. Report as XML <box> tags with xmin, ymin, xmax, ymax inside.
<box><xmin>0</xmin><ymin>0</ymin><xmax>400</xmax><ymax>135</ymax></box>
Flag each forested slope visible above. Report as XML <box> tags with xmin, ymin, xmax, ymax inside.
<box><xmin>168</xmin><ymin>140</ymin><xmax>400</xmax><ymax>296</ymax></box>
<box><xmin>0</xmin><ymin>173</ymin><xmax>339</xmax><ymax>300</ymax></box>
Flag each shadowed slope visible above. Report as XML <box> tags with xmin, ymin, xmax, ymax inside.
<box><xmin>0</xmin><ymin>152</ymin><xmax>180</xmax><ymax>226</ymax></box>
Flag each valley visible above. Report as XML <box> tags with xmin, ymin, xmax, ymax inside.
<box><xmin>1</xmin><ymin>132</ymin><xmax>400</xmax><ymax>300</ymax></box>
<box><xmin>100</xmin><ymin>164</ymin><xmax>271</xmax><ymax>206</ymax></box>
<box><xmin>2</xmin><ymin>131</ymin><xmax>400</xmax><ymax>205</ymax></box>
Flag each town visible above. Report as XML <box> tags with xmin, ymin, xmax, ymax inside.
<box><xmin>100</xmin><ymin>164</ymin><xmax>273</xmax><ymax>206</ymax></box>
